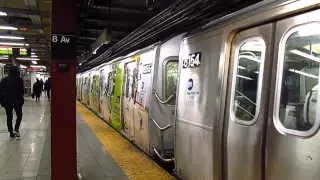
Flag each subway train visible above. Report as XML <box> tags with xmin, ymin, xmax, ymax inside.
<box><xmin>77</xmin><ymin>0</ymin><xmax>320</xmax><ymax>179</ymax></box>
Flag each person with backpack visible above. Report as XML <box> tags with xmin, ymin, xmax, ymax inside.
<box><xmin>0</xmin><ymin>66</ymin><xmax>24</xmax><ymax>139</ymax></box>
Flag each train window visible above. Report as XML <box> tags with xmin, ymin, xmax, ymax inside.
<box><xmin>231</xmin><ymin>37</ymin><xmax>266</xmax><ymax>124</ymax></box>
<box><xmin>164</xmin><ymin>60</ymin><xmax>178</xmax><ymax>105</ymax></box>
<box><xmin>276</xmin><ymin>23</ymin><xmax>320</xmax><ymax>134</ymax></box>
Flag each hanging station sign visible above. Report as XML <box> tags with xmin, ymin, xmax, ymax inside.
<box><xmin>0</xmin><ymin>47</ymin><xmax>31</xmax><ymax>56</ymax></box>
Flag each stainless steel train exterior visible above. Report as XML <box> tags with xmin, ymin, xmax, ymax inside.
<box><xmin>77</xmin><ymin>34</ymin><xmax>183</xmax><ymax>159</ymax></box>
<box><xmin>77</xmin><ymin>0</ymin><xmax>320</xmax><ymax>179</ymax></box>
<box><xmin>175</xmin><ymin>0</ymin><xmax>320</xmax><ymax>180</ymax></box>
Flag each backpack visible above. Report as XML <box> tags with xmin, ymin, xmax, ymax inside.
<box><xmin>302</xmin><ymin>85</ymin><xmax>318</xmax><ymax>129</ymax></box>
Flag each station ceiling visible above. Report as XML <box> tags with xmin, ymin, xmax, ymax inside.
<box><xmin>77</xmin><ymin>0</ymin><xmax>176</xmax><ymax>61</ymax></box>
<box><xmin>0</xmin><ymin>0</ymin><xmax>51</xmax><ymax>73</ymax></box>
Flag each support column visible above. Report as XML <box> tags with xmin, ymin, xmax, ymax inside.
<box><xmin>11</xmin><ymin>56</ymin><xmax>20</xmax><ymax>71</ymax></box>
<box><xmin>51</xmin><ymin>0</ymin><xmax>77</xmax><ymax>179</ymax></box>
<box><xmin>30</xmin><ymin>71</ymin><xmax>36</xmax><ymax>94</ymax></box>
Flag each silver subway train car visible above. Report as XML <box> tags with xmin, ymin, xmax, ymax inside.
<box><xmin>77</xmin><ymin>0</ymin><xmax>320</xmax><ymax>179</ymax></box>
<box><xmin>77</xmin><ymin>34</ymin><xmax>183</xmax><ymax>160</ymax></box>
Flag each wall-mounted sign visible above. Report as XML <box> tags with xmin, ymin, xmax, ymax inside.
<box><xmin>57</xmin><ymin>62</ymin><xmax>70</xmax><ymax>73</ymax></box>
<box><xmin>182</xmin><ymin>52</ymin><xmax>201</xmax><ymax>68</ymax></box>
<box><xmin>51</xmin><ymin>33</ymin><xmax>76</xmax><ymax>60</ymax></box>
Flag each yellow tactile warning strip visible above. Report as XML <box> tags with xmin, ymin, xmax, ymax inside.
<box><xmin>76</xmin><ymin>101</ymin><xmax>176</xmax><ymax>180</ymax></box>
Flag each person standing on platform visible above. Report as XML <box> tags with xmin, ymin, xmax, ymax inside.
<box><xmin>0</xmin><ymin>66</ymin><xmax>24</xmax><ymax>139</ymax></box>
<box><xmin>40</xmin><ymin>79</ymin><xmax>44</xmax><ymax>95</ymax></box>
<box><xmin>44</xmin><ymin>77</ymin><xmax>51</xmax><ymax>101</ymax></box>
<box><xmin>33</xmin><ymin>79</ymin><xmax>42</xmax><ymax>102</ymax></box>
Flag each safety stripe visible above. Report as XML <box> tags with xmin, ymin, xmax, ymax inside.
<box><xmin>76</xmin><ymin>101</ymin><xmax>175</xmax><ymax>180</ymax></box>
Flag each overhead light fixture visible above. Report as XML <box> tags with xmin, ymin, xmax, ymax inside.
<box><xmin>290</xmin><ymin>49</ymin><xmax>320</xmax><ymax>63</ymax></box>
<box><xmin>31</xmin><ymin>55</ymin><xmax>38</xmax><ymax>57</ymax></box>
<box><xmin>239</xmin><ymin>55</ymin><xmax>260</xmax><ymax>62</ymax></box>
<box><xmin>32</xmin><ymin>61</ymin><xmax>37</xmax><ymax>64</ymax></box>
<box><xmin>0</xmin><ymin>42</ymin><xmax>26</xmax><ymax>46</ymax></box>
<box><xmin>237</xmin><ymin>75</ymin><xmax>253</xmax><ymax>80</ymax></box>
<box><xmin>31</xmin><ymin>52</ymin><xmax>35</xmax><ymax>55</ymax></box>
<box><xmin>298</xmin><ymin>24</ymin><xmax>320</xmax><ymax>37</ymax></box>
<box><xmin>0</xmin><ymin>36</ymin><xmax>24</xmax><ymax>40</ymax></box>
<box><xmin>0</xmin><ymin>26</ymin><xmax>17</xmax><ymax>30</ymax></box>
<box><xmin>0</xmin><ymin>56</ymin><xmax>8</xmax><ymax>59</ymax></box>
<box><xmin>20</xmin><ymin>64</ymin><xmax>27</xmax><ymax>69</ymax></box>
<box><xmin>17</xmin><ymin>57</ymin><xmax>40</xmax><ymax>60</ymax></box>
<box><xmin>30</xmin><ymin>65</ymin><xmax>46</xmax><ymax>69</ymax></box>
<box><xmin>0</xmin><ymin>12</ymin><xmax>7</xmax><ymax>16</ymax></box>
<box><xmin>289</xmin><ymin>69</ymin><xmax>318</xmax><ymax>79</ymax></box>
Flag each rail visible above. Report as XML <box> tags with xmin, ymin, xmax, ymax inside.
<box><xmin>153</xmin><ymin>90</ymin><xmax>175</xmax><ymax>104</ymax></box>
<box><xmin>151</xmin><ymin>116</ymin><xmax>172</xmax><ymax>131</ymax></box>
<box><xmin>150</xmin><ymin>116</ymin><xmax>173</xmax><ymax>162</ymax></box>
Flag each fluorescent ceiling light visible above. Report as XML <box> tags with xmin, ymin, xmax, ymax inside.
<box><xmin>17</xmin><ymin>57</ymin><xmax>40</xmax><ymax>60</ymax></box>
<box><xmin>241</xmin><ymin>41</ymin><xmax>263</xmax><ymax>52</ymax></box>
<box><xmin>239</xmin><ymin>55</ymin><xmax>260</xmax><ymax>62</ymax></box>
<box><xmin>0</xmin><ymin>26</ymin><xmax>17</xmax><ymax>30</ymax></box>
<box><xmin>0</xmin><ymin>12</ymin><xmax>7</xmax><ymax>16</ymax></box>
<box><xmin>0</xmin><ymin>42</ymin><xmax>26</xmax><ymax>46</ymax></box>
<box><xmin>30</xmin><ymin>65</ymin><xmax>46</xmax><ymax>69</ymax></box>
<box><xmin>238</xmin><ymin>66</ymin><xmax>245</xmax><ymax>70</ymax></box>
<box><xmin>20</xmin><ymin>65</ymin><xmax>27</xmax><ymax>69</ymax></box>
<box><xmin>31</xmin><ymin>55</ymin><xmax>38</xmax><ymax>57</ymax></box>
<box><xmin>0</xmin><ymin>56</ymin><xmax>8</xmax><ymax>60</ymax></box>
<box><xmin>32</xmin><ymin>61</ymin><xmax>37</xmax><ymax>64</ymax></box>
<box><xmin>31</xmin><ymin>52</ymin><xmax>35</xmax><ymax>55</ymax></box>
<box><xmin>289</xmin><ymin>69</ymin><xmax>318</xmax><ymax>79</ymax></box>
<box><xmin>290</xmin><ymin>49</ymin><xmax>320</xmax><ymax>63</ymax></box>
<box><xmin>298</xmin><ymin>24</ymin><xmax>320</xmax><ymax>37</ymax></box>
<box><xmin>237</xmin><ymin>75</ymin><xmax>253</xmax><ymax>80</ymax></box>
<box><xmin>0</xmin><ymin>36</ymin><xmax>24</xmax><ymax>40</ymax></box>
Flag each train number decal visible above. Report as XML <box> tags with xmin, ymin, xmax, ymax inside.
<box><xmin>182</xmin><ymin>52</ymin><xmax>201</xmax><ymax>68</ymax></box>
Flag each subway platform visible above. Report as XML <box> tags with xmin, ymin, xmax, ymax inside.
<box><xmin>0</xmin><ymin>97</ymin><xmax>174</xmax><ymax>180</ymax></box>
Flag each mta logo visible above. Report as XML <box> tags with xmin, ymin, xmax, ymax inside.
<box><xmin>188</xmin><ymin>79</ymin><xmax>193</xmax><ymax>91</ymax></box>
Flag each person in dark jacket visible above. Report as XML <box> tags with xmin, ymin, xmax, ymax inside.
<box><xmin>44</xmin><ymin>77</ymin><xmax>51</xmax><ymax>101</ymax></box>
<box><xmin>0</xmin><ymin>66</ymin><xmax>24</xmax><ymax>139</ymax></box>
<box><xmin>33</xmin><ymin>79</ymin><xmax>42</xmax><ymax>102</ymax></box>
<box><xmin>40</xmin><ymin>79</ymin><xmax>44</xmax><ymax>95</ymax></box>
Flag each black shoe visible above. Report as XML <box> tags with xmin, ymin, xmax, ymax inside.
<box><xmin>10</xmin><ymin>132</ymin><xmax>15</xmax><ymax>139</ymax></box>
<box><xmin>14</xmin><ymin>130</ymin><xmax>20</xmax><ymax>138</ymax></box>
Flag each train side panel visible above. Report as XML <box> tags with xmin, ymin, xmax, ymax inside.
<box><xmin>175</xmin><ymin>33</ymin><xmax>223</xmax><ymax>180</ymax></box>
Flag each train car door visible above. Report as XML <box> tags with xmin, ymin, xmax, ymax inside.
<box><xmin>122</xmin><ymin>61</ymin><xmax>137</xmax><ymax>139</ymax></box>
<box><xmin>223</xmin><ymin>23</ymin><xmax>274</xmax><ymax>180</ymax></box>
<box><xmin>266</xmin><ymin>9</ymin><xmax>320</xmax><ymax>180</ymax></box>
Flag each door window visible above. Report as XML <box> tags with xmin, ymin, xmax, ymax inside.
<box><xmin>164</xmin><ymin>60</ymin><xmax>178</xmax><ymax>105</ymax></box>
<box><xmin>231</xmin><ymin>37</ymin><xmax>266</xmax><ymax>124</ymax></box>
<box><xmin>276</xmin><ymin>23</ymin><xmax>320</xmax><ymax>134</ymax></box>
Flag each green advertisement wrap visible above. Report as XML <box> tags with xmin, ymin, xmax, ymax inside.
<box><xmin>111</xmin><ymin>64</ymin><xmax>123</xmax><ymax>131</ymax></box>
